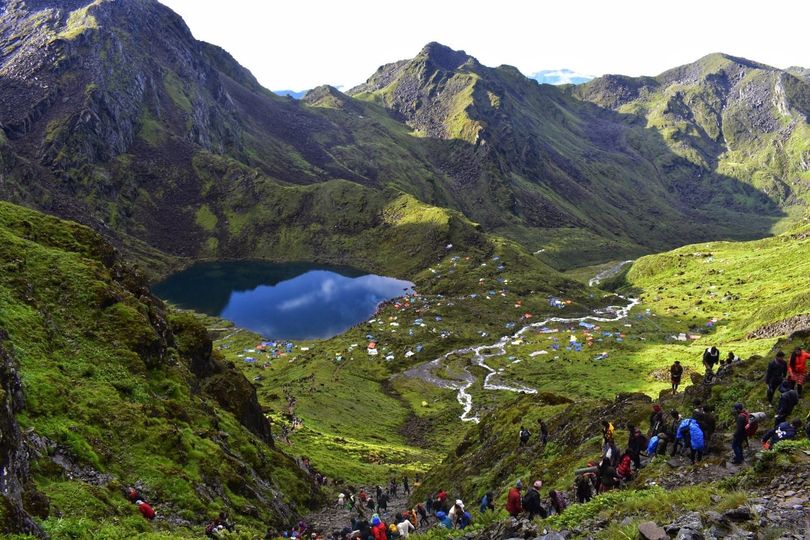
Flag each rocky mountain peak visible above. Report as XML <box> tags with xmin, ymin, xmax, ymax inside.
<box><xmin>416</xmin><ymin>41</ymin><xmax>477</xmax><ymax>71</ymax></box>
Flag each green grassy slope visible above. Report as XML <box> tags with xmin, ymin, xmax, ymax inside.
<box><xmin>0</xmin><ymin>201</ymin><xmax>319</xmax><ymax>537</ymax></box>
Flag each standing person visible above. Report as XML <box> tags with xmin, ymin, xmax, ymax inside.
<box><xmin>402</xmin><ymin>476</ymin><xmax>410</xmax><ymax>495</ymax></box>
<box><xmin>775</xmin><ymin>381</ymin><xmax>799</xmax><ymax>425</ymax></box>
<box><xmin>601</xmin><ymin>420</ymin><xmax>615</xmax><ymax>445</ymax></box>
<box><xmin>537</xmin><ymin>418</ymin><xmax>549</xmax><ymax>446</ymax></box>
<box><xmin>521</xmin><ymin>481</ymin><xmax>546</xmax><ymax>520</ymax></box>
<box><xmin>765</xmin><ymin>351</ymin><xmax>788</xmax><ymax>404</ymax></box>
<box><xmin>518</xmin><ymin>426</ymin><xmax>531</xmax><ymax>447</ymax></box>
<box><xmin>506</xmin><ymin>480</ymin><xmax>523</xmax><ymax>517</ymax></box>
<box><xmin>371</xmin><ymin>516</ymin><xmax>387</xmax><ymax>540</ymax></box>
<box><xmin>575</xmin><ymin>467</ymin><xmax>596</xmax><ymax>503</ymax></box>
<box><xmin>479</xmin><ymin>492</ymin><xmax>494</xmax><ymax>513</ymax></box>
<box><xmin>337</xmin><ymin>492</ymin><xmax>345</xmax><ymax>509</ymax></box>
<box><xmin>626</xmin><ymin>424</ymin><xmax>646</xmax><ymax>469</ymax></box>
<box><xmin>703</xmin><ymin>347</ymin><xmax>720</xmax><ymax>383</ymax></box>
<box><xmin>424</xmin><ymin>493</ymin><xmax>433</xmax><ymax>515</ymax></box>
<box><xmin>664</xmin><ymin>410</ymin><xmax>681</xmax><ymax>455</ymax></box>
<box><xmin>788</xmin><ymin>347</ymin><xmax>809</xmax><ymax>397</ymax></box>
<box><xmin>548</xmin><ymin>489</ymin><xmax>567</xmax><ymax>515</ymax></box>
<box><xmin>415</xmin><ymin>503</ymin><xmax>429</xmax><ymax>527</ymax></box>
<box><xmin>731</xmin><ymin>403</ymin><xmax>748</xmax><ymax>465</ymax></box>
<box><xmin>670</xmin><ymin>361</ymin><xmax>684</xmax><ymax>393</ymax></box>
<box><xmin>378</xmin><ymin>492</ymin><xmax>388</xmax><ymax>513</ymax></box>
<box><xmin>686</xmin><ymin>419</ymin><xmax>705</xmax><ymax>464</ymax></box>
<box><xmin>649</xmin><ymin>405</ymin><xmax>664</xmax><ymax>437</ymax></box>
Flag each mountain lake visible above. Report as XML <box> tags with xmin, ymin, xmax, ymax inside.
<box><xmin>153</xmin><ymin>261</ymin><xmax>414</xmax><ymax>340</ymax></box>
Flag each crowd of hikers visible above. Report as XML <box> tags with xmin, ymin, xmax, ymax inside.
<box><xmin>119</xmin><ymin>345</ymin><xmax>807</xmax><ymax>538</ymax></box>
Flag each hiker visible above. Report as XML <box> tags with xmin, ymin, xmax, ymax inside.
<box><xmin>402</xmin><ymin>476</ymin><xmax>410</xmax><ymax>495</ymax></box>
<box><xmin>765</xmin><ymin>351</ymin><xmax>788</xmax><ymax>404</ymax></box>
<box><xmin>522</xmin><ymin>480</ymin><xmax>546</xmax><ymax>520</ymax></box>
<box><xmin>666</xmin><ymin>410</ymin><xmax>682</xmax><ymax>455</ymax></box>
<box><xmin>125</xmin><ymin>486</ymin><xmax>143</xmax><ymax>504</ymax></box>
<box><xmin>136</xmin><ymin>500</ymin><xmax>155</xmax><ymax>520</ymax></box>
<box><xmin>703</xmin><ymin>346</ymin><xmax>720</xmax><ymax>383</ymax></box>
<box><xmin>627</xmin><ymin>424</ymin><xmax>647</xmax><ymax>469</ymax></box>
<box><xmin>646</xmin><ymin>433</ymin><xmax>667</xmax><ymax>456</ymax></box>
<box><xmin>435</xmin><ymin>489</ymin><xmax>448</xmax><ymax>513</ymax></box>
<box><xmin>389</xmin><ymin>479</ymin><xmax>398</xmax><ymax>497</ymax></box>
<box><xmin>435</xmin><ymin>511</ymin><xmax>453</xmax><ymax>529</ymax></box>
<box><xmin>358</xmin><ymin>489</ymin><xmax>367</xmax><ymax>503</ymax></box>
<box><xmin>548</xmin><ymin>489</ymin><xmax>567</xmax><ymax>515</ymax></box>
<box><xmin>519</xmin><ymin>425</ymin><xmax>531</xmax><ymax>447</ymax></box>
<box><xmin>479</xmin><ymin>491</ymin><xmax>494</xmax><ymax>513</ymax></box>
<box><xmin>375</xmin><ymin>485</ymin><xmax>383</xmax><ymax>501</ymax></box>
<box><xmin>366</xmin><ymin>497</ymin><xmax>375</xmax><ymax>512</ymax></box>
<box><xmin>397</xmin><ymin>514</ymin><xmax>415</xmax><ymax>537</ymax></box>
<box><xmin>761</xmin><ymin>420</ymin><xmax>801</xmax><ymax>449</ymax></box>
<box><xmin>775</xmin><ymin>381</ymin><xmax>799</xmax><ymax>425</ymax></box>
<box><xmin>575</xmin><ymin>466</ymin><xmax>596</xmax><ymax>503</ymax></box>
<box><xmin>448</xmin><ymin>499</ymin><xmax>464</xmax><ymax>523</ymax></box>
<box><xmin>371</xmin><ymin>516</ymin><xmax>387</xmax><ymax>540</ymax></box>
<box><xmin>788</xmin><ymin>347</ymin><xmax>808</xmax><ymax>397</ymax></box>
<box><xmin>416</xmin><ymin>503</ymin><xmax>429</xmax><ymax>527</ymax></box>
<box><xmin>537</xmin><ymin>418</ymin><xmax>549</xmax><ymax>445</ymax></box>
<box><xmin>601</xmin><ymin>420</ymin><xmax>615</xmax><ymax>445</ymax></box>
<box><xmin>356</xmin><ymin>517</ymin><xmax>371</xmax><ymax>539</ymax></box>
<box><xmin>685</xmin><ymin>418</ymin><xmax>705</xmax><ymax>464</ymax></box>
<box><xmin>673</xmin><ymin>417</ymin><xmax>692</xmax><ymax>457</ymax></box>
<box><xmin>731</xmin><ymin>403</ymin><xmax>748</xmax><ymax>465</ymax></box>
<box><xmin>670</xmin><ymin>361</ymin><xmax>684</xmax><ymax>393</ymax></box>
<box><xmin>457</xmin><ymin>510</ymin><xmax>472</xmax><ymax>529</ymax></box>
<box><xmin>205</xmin><ymin>512</ymin><xmax>234</xmax><ymax>538</ymax></box>
<box><xmin>649</xmin><ymin>404</ymin><xmax>664</xmax><ymax>437</ymax></box>
<box><xmin>616</xmin><ymin>450</ymin><xmax>633</xmax><ymax>481</ymax></box>
<box><xmin>378</xmin><ymin>492</ymin><xmax>388</xmax><ymax>512</ymax></box>
<box><xmin>424</xmin><ymin>493</ymin><xmax>433</xmax><ymax>514</ymax></box>
<box><xmin>337</xmin><ymin>493</ymin><xmax>346</xmax><ymax>509</ymax></box>
<box><xmin>506</xmin><ymin>480</ymin><xmax>523</xmax><ymax>517</ymax></box>
<box><xmin>597</xmin><ymin>459</ymin><xmax>619</xmax><ymax>493</ymax></box>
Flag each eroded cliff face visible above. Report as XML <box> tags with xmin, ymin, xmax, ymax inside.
<box><xmin>0</xmin><ymin>330</ymin><xmax>46</xmax><ymax>538</ymax></box>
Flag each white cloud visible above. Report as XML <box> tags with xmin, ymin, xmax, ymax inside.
<box><xmin>158</xmin><ymin>0</ymin><xmax>809</xmax><ymax>92</ymax></box>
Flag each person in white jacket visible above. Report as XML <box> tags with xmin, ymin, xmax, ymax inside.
<box><xmin>397</xmin><ymin>517</ymin><xmax>415</xmax><ymax>537</ymax></box>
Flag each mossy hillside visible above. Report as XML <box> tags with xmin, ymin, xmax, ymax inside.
<box><xmin>414</xmin><ymin>352</ymin><xmax>808</xmax><ymax>540</ymax></box>
<box><xmin>0</xmin><ymin>202</ymin><xmax>318</xmax><ymax>536</ymax></box>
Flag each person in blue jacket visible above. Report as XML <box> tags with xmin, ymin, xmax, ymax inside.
<box><xmin>646</xmin><ymin>433</ymin><xmax>667</xmax><ymax>456</ymax></box>
<box><xmin>436</xmin><ymin>511</ymin><xmax>453</xmax><ymax>529</ymax></box>
<box><xmin>761</xmin><ymin>419</ymin><xmax>800</xmax><ymax>448</ymax></box>
<box><xmin>686</xmin><ymin>418</ymin><xmax>705</xmax><ymax>463</ymax></box>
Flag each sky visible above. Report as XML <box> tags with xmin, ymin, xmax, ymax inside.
<box><xmin>159</xmin><ymin>0</ymin><xmax>809</xmax><ymax>92</ymax></box>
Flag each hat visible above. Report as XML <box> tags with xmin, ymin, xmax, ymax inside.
<box><xmin>515</xmin><ymin>480</ymin><xmax>523</xmax><ymax>489</ymax></box>
<box><xmin>455</xmin><ymin>499</ymin><xmax>464</xmax><ymax>508</ymax></box>
<box><xmin>733</xmin><ymin>403</ymin><xmax>743</xmax><ymax>411</ymax></box>
<box><xmin>371</xmin><ymin>517</ymin><xmax>381</xmax><ymax>526</ymax></box>
<box><xmin>436</xmin><ymin>511</ymin><xmax>446</xmax><ymax>519</ymax></box>
<box><xmin>533</xmin><ymin>480</ymin><xmax>543</xmax><ymax>489</ymax></box>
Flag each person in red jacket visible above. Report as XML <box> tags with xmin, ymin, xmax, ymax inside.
<box><xmin>788</xmin><ymin>347</ymin><xmax>809</xmax><ymax>397</ymax></box>
<box><xmin>371</xmin><ymin>516</ymin><xmax>387</xmax><ymax>540</ymax></box>
<box><xmin>506</xmin><ymin>480</ymin><xmax>523</xmax><ymax>517</ymax></box>
<box><xmin>616</xmin><ymin>451</ymin><xmax>633</xmax><ymax>481</ymax></box>
<box><xmin>136</xmin><ymin>500</ymin><xmax>155</xmax><ymax>520</ymax></box>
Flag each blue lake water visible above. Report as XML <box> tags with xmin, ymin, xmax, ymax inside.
<box><xmin>152</xmin><ymin>261</ymin><xmax>414</xmax><ymax>340</ymax></box>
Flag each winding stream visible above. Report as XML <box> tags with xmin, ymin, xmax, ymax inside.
<box><xmin>405</xmin><ymin>263</ymin><xmax>638</xmax><ymax>423</ymax></box>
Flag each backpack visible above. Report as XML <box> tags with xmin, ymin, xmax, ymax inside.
<box><xmin>520</xmin><ymin>429</ymin><xmax>530</xmax><ymax>442</ymax></box>
<box><xmin>741</xmin><ymin>411</ymin><xmax>758</xmax><ymax>438</ymax></box>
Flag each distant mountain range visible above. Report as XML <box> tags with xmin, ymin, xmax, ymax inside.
<box><xmin>273</xmin><ymin>89</ymin><xmax>308</xmax><ymax>99</ymax></box>
<box><xmin>1</xmin><ymin>3</ymin><xmax>809</xmax><ymax>274</ymax></box>
<box><xmin>530</xmin><ymin>68</ymin><xmax>593</xmax><ymax>85</ymax></box>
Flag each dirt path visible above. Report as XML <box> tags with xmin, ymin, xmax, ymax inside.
<box><xmin>303</xmin><ymin>485</ymin><xmax>418</xmax><ymax>535</ymax></box>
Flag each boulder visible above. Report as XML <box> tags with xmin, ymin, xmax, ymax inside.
<box><xmin>665</xmin><ymin>511</ymin><xmax>703</xmax><ymax>534</ymax></box>
<box><xmin>637</xmin><ymin>521</ymin><xmax>667</xmax><ymax>540</ymax></box>
<box><xmin>675</xmin><ymin>529</ymin><xmax>705</xmax><ymax>540</ymax></box>
<box><xmin>723</xmin><ymin>506</ymin><xmax>753</xmax><ymax>522</ymax></box>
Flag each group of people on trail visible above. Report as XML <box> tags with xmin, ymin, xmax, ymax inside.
<box><xmin>505</xmin><ymin>479</ymin><xmax>567</xmax><ymax>521</ymax></box>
